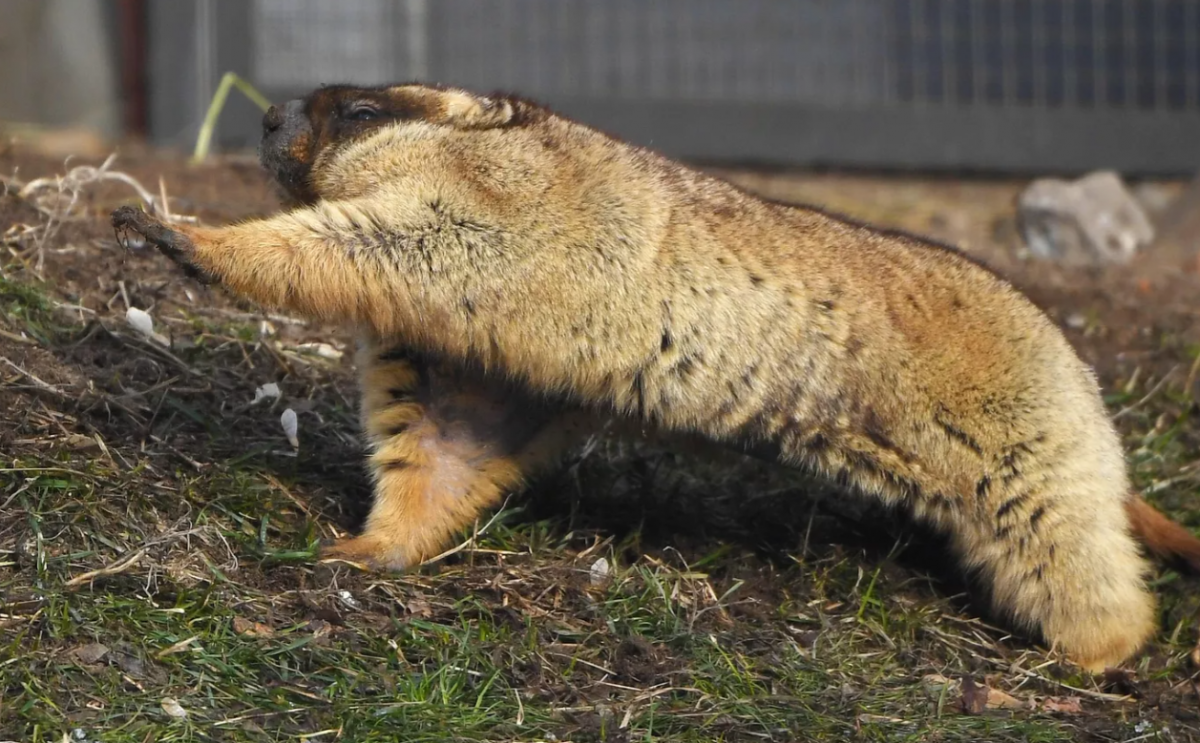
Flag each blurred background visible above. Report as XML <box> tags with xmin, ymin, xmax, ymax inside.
<box><xmin>4</xmin><ymin>0</ymin><xmax>1200</xmax><ymax>175</ymax></box>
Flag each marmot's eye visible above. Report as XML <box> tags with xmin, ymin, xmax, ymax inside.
<box><xmin>345</xmin><ymin>104</ymin><xmax>380</xmax><ymax>122</ymax></box>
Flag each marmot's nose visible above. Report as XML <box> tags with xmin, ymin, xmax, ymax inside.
<box><xmin>262</xmin><ymin>99</ymin><xmax>303</xmax><ymax>133</ymax></box>
<box><xmin>263</xmin><ymin>105</ymin><xmax>284</xmax><ymax>133</ymax></box>
<box><xmin>263</xmin><ymin>105</ymin><xmax>285</xmax><ymax>133</ymax></box>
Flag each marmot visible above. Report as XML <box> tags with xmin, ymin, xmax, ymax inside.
<box><xmin>112</xmin><ymin>82</ymin><xmax>1200</xmax><ymax>672</ymax></box>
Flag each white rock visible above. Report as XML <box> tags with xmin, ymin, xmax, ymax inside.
<box><xmin>920</xmin><ymin>673</ymin><xmax>960</xmax><ymax>699</ymax></box>
<box><xmin>160</xmin><ymin>697</ymin><xmax>188</xmax><ymax>719</ymax></box>
<box><xmin>280</xmin><ymin>408</ymin><xmax>299</xmax><ymax>449</ymax></box>
<box><xmin>125</xmin><ymin>308</ymin><xmax>152</xmax><ymax>336</ymax></box>
<box><xmin>296</xmin><ymin>342</ymin><xmax>344</xmax><ymax>360</ymax></box>
<box><xmin>252</xmin><ymin>383</ymin><xmax>281</xmax><ymax>404</ymax></box>
<box><xmin>125</xmin><ymin>307</ymin><xmax>169</xmax><ymax>346</ymax></box>
<box><xmin>1132</xmin><ymin>182</ymin><xmax>1178</xmax><ymax>216</ymax></box>
<box><xmin>1017</xmin><ymin>170</ymin><xmax>1154</xmax><ymax>265</ymax></box>
<box><xmin>589</xmin><ymin>556</ymin><xmax>611</xmax><ymax>586</ymax></box>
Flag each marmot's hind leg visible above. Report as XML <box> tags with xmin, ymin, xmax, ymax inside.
<box><xmin>947</xmin><ymin>472</ymin><xmax>1156</xmax><ymax>671</ymax></box>
<box><xmin>323</xmin><ymin>352</ymin><xmax>592</xmax><ymax>570</ymax></box>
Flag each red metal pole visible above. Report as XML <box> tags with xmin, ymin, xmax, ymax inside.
<box><xmin>116</xmin><ymin>0</ymin><xmax>147</xmax><ymax>137</ymax></box>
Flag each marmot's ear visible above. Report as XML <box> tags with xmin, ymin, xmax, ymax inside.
<box><xmin>442</xmin><ymin>91</ymin><xmax>516</xmax><ymax>128</ymax></box>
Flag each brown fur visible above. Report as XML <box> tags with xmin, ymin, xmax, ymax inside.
<box><xmin>112</xmin><ymin>82</ymin><xmax>1200</xmax><ymax>672</ymax></box>
<box><xmin>1127</xmin><ymin>495</ymin><xmax>1200</xmax><ymax>573</ymax></box>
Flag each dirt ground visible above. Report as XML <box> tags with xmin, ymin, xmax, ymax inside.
<box><xmin>2</xmin><ymin>136</ymin><xmax>1200</xmax><ymax>742</ymax></box>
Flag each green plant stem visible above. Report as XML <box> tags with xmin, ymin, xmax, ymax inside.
<box><xmin>191</xmin><ymin>72</ymin><xmax>273</xmax><ymax>163</ymax></box>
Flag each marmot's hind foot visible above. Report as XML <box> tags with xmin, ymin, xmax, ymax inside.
<box><xmin>320</xmin><ymin>535</ymin><xmax>415</xmax><ymax>572</ymax></box>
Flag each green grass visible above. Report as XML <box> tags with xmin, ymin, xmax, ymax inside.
<box><xmin>0</xmin><ymin>273</ymin><xmax>64</xmax><ymax>344</ymax></box>
<box><xmin>0</xmin><ymin>446</ymin><xmax>1106</xmax><ymax>742</ymax></box>
<box><xmin>1</xmin><ymin>521</ymin><xmax>1101</xmax><ymax>742</ymax></box>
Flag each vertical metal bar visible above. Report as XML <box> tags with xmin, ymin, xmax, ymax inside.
<box><xmin>1093</xmin><ymin>0</ymin><xmax>1107</xmax><ymax>107</ymax></box>
<box><xmin>662</xmin><ymin>0</ymin><xmax>676</xmax><ymax>100</ymax></box>
<box><xmin>941</xmin><ymin>0</ymin><xmax>955</xmax><ymax>105</ymax></box>
<box><xmin>910</xmin><ymin>0</ymin><xmax>924</xmax><ymax>103</ymax></box>
<box><xmin>1154</xmin><ymin>0</ymin><xmax>1166</xmax><ymax>109</ymax></box>
<box><xmin>681</xmin><ymin>0</ymin><xmax>690</xmax><ymax>99</ymax></box>
<box><xmin>646</xmin><ymin>1</ymin><xmax>662</xmax><ymax>98</ymax></box>
<box><xmin>744</xmin><ymin>0</ymin><xmax>756</xmax><ymax>102</ymax></box>
<box><xmin>503</xmin><ymin>0</ymin><xmax>515</xmax><ymax>90</ymax></box>
<box><xmin>1032</xmin><ymin>0</ymin><xmax>1047</xmax><ymax>107</ymax></box>
<box><xmin>117</xmin><ymin>0</ymin><xmax>148</xmax><ymax>136</ymax></box>
<box><xmin>730</xmin><ymin>0</ymin><xmax>743</xmax><ymax>101</ymax></box>
<box><xmin>534</xmin><ymin>0</ymin><xmax>543</xmax><ymax>93</ymax></box>
<box><xmin>865</xmin><ymin>0</ymin><xmax>880</xmax><ymax>106</ymax></box>
<box><xmin>620</xmin><ymin>0</ymin><xmax>636</xmax><ymax>96</ymax></box>
<box><xmin>849</xmin><ymin>0</ymin><xmax>861</xmax><ymax>105</ymax></box>
<box><xmin>1123</xmin><ymin>0</ymin><xmax>1136</xmax><ymax>109</ymax></box>
<box><xmin>700</xmin><ymin>0</ymin><xmax>714</xmax><ymax>99</ymax></box>
<box><xmin>528</xmin><ymin>0</ymin><xmax>541</xmax><ymax>93</ymax></box>
<box><xmin>1063</xmin><ymin>0</ymin><xmax>1077</xmax><ymax>107</ymax></box>
<box><xmin>194</xmin><ymin>0</ymin><xmax>214</xmax><ymax>119</ymax></box>
<box><xmin>971</xmin><ymin>0</ymin><xmax>985</xmax><ymax>105</ymax></box>
<box><xmin>812</xmin><ymin>1</ymin><xmax>825</xmax><ymax>104</ymax></box>
<box><xmin>405</xmin><ymin>0</ymin><xmax>429</xmax><ymax>82</ymax></box>
<box><xmin>1189</xmin><ymin>0</ymin><xmax>1199</xmax><ymax>109</ymax></box>
<box><xmin>1000</xmin><ymin>0</ymin><xmax>1014</xmax><ymax>105</ymax></box>
<box><xmin>881</xmin><ymin>0</ymin><xmax>895</xmax><ymax>105</ymax></box>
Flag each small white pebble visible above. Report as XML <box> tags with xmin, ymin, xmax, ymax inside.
<box><xmin>1065</xmin><ymin>313</ymin><xmax>1087</xmax><ymax>329</ymax></box>
<box><xmin>337</xmin><ymin>589</ymin><xmax>361</xmax><ymax>610</ymax></box>
<box><xmin>589</xmin><ymin>556</ymin><xmax>611</xmax><ymax>586</ymax></box>
<box><xmin>296</xmin><ymin>342</ymin><xmax>344</xmax><ymax>360</ymax></box>
<box><xmin>73</xmin><ymin>729</ymin><xmax>87</xmax><ymax>740</ymax></box>
<box><xmin>126</xmin><ymin>309</ymin><xmax>151</xmax><ymax>336</ymax></box>
<box><xmin>160</xmin><ymin>697</ymin><xmax>188</xmax><ymax>719</ymax></box>
<box><xmin>252</xmin><ymin>383</ymin><xmax>281</xmax><ymax>405</ymax></box>
<box><xmin>280</xmin><ymin>408</ymin><xmax>299</xmax><ymax>449</ymax></box>
<box><xmin>125</xmin><ymin>307</ymin><xmax>168</xmax><ymax>346</ymax></box>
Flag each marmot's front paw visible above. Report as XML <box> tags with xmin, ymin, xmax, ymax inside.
<box><xmin>111</xmin><ymin>206</ymin><xmax>215</xmax><ymax>284</ymax></box>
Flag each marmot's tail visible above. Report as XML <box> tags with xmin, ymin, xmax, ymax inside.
<box><xmin>1126</xmin><ymin>495</ymin><xmax>1200</xmax><ymax>573</ymax></box>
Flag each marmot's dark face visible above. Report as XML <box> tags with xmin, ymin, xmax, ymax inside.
<box><xmin>259</xmin><ymin>83</ymin><xmax>538</xmax><ymax>205</ymax></box>
<box><xmin>259</xmin><ymin>84</ymin><xmax>403</xmax><ymax>205</ymax></box>
<box><xmin>259</xmin><ymin>98</ymin><xmax>314</xmax><ymax>204</ymax></box>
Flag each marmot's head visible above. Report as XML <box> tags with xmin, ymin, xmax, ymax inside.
<box><xmin>259</xmin><ymin>83</ymin><xmax>540</xmax><ymax>204</ymax></box>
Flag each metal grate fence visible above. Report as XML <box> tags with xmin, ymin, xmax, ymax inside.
<box><xmin>148</xmin><ymin>0</ymin><xmax>1200</xmax><ymax>174</ymax></box>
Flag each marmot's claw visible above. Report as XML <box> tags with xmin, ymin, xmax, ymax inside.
<box><xmin>110</xmin><ymin>206</ymin><xmax>215</xmax><ymax>284</ymax></box>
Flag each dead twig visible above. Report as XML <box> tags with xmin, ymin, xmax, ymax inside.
<box><xmin>64</xmin><ymin>548</ymin><xmax>148</xmax><ymax>588</ymax></box>
<box><xmin>319</xmin><ymin>497</ymin><xmax>515</xmax><ymax>571</ymax></box>
<box><xmin>1113</xmin><ymin>366</ymin><xmax>1179</xmax><ymax>420</ymax></box>
<box><xmin>17</xmin><ymin>153</ymin><xmax>194</xmax><ymax>224</ymax></box>
<box><xmin>981</xmin><ymin>656</ymin><xmax>1134</xmax><ymax>703</ymax></box>
<box><xmin>0</xmin><ymin>328</ymin><xmax>37</xmax><ymax>345</ymax></box>
<box><xmin>417</xmin><ymin>496</ymin><xmax>514</xmax><ymax>567</ymax></box>
<box><xmin>0</xmin><ymin>355</ymin><xmax>67</xmax><ymax>397</ymax></box>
